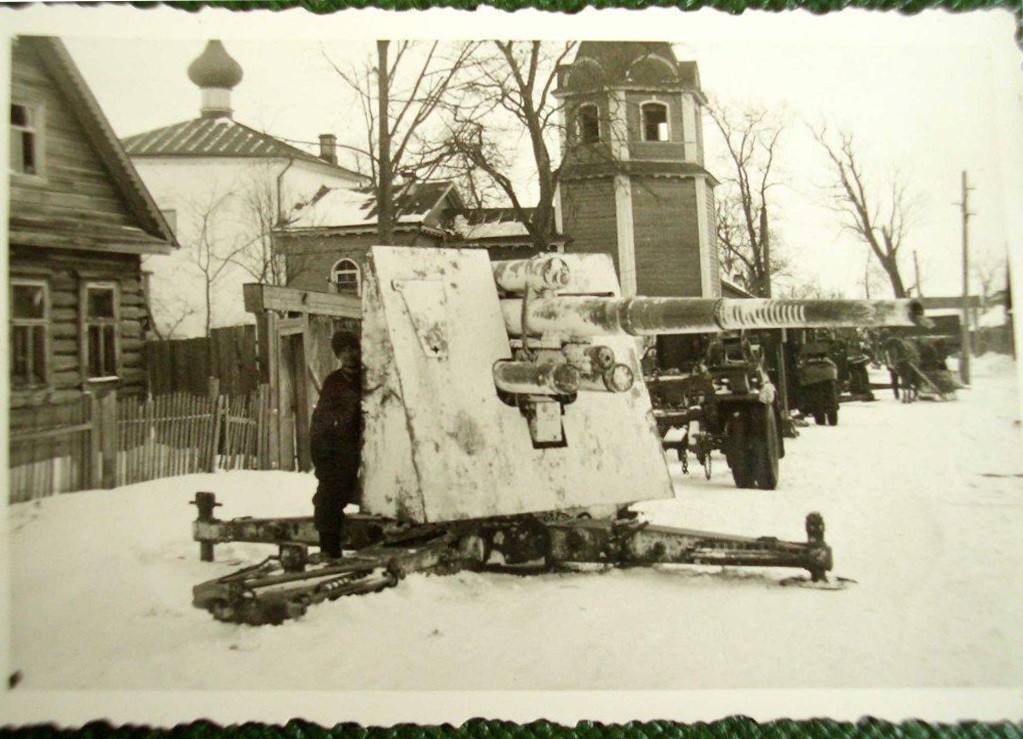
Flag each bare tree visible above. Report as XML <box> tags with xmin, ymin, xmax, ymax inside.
<box><xmin>973</xmin><ymin>251</ymin><xmax>1008</xmax><ymax>309</ymax></box>
<box><xmin>707</xmin><ymin>103</ymin><xmax>785</xmax><ymax>298</ymax></box>
<box><xmin>230</xmin><ymin>166</ymin><xmax>320</xmax><ymax>288</ymax></box>
<box><xmin>232</xmin><ymin>169</ymin><xmax>288</xmax><ymax>286</ymax></box>
<box><xmin>859</xmin><ymin>251</ymin><xmax>889</xmax><ymax>300</ymax></box>
<box><xmin>181</xmin><ymin>192</ymin><xmax>250</xmax><ymax>337</ymax></box>
<box><xmin>326</xmin><ymin>40</ymin><xmax>479</xmax><ymax>243</ymax></box>
<box><xmin>813</xmin><ymin>126</ymin><xmax>914</xmax><ymax>298</ymax></box>
<box><xmin>143</xmin><ymin>289</ymin><xmax>197</xmax><ymax>341</ymax></box>
<box><xmin>778</xmin><ymin>277</ymin><xmax>846</xmax><ymax>300</ymax></box>
<box><xmin>443</xmin><ymin>41</ymin><xmax>577</xmax><ymax>252</ymax></box>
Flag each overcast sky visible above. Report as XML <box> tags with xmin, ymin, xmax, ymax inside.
<box><xmin>8</xmin><ymin>6</ymin><xmax>1020</xmax><ymax>299</ymax></box>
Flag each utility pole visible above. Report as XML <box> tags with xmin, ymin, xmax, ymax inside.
<box><xmin>761</xmin><ymin>207</ymin><xmax>794</xmax><ymax>437</ymax></box>
<box><xmin>913</xmin><ymin>250</ymin><xmax>923</xmax><ymax>297</ymax></box>
<box><xmin>956</xmin><ymin>171</ymin><xmax>973</xmax><ymax>385</ymax></box>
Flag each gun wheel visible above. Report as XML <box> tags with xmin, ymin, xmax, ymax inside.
<box><xmin>726</xmin><ymin>405</ymin><xmax>780</xmax><ymax>490</ymax></box>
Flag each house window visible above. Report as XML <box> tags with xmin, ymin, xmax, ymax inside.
<box><xmin>642</xmin><ymin>102</ymin><xmax>669</xmax><ymax>142</ymax></box>
<box><xmin>84</xmin><ymin>283</ymin><xmax>118</xmax><ymax>379</ymax></box>
<box><xmin>577</xmin><ymin>104</ymin><xmax>600</xmax><ymax>144</ymax></box>
<box><xmin>331</xmin><ymin>259</ymin><xmax>361</xmax><ymax>296</ymax></box>
<box><xmin>10</xmin><ymin>280</ymin><xmax>49</xmax><ymax>388</ymax></box>
<box><xmin>10</xmin><ymin>103</ymin><xmax>42</xmax><ymax>176</ymax></box>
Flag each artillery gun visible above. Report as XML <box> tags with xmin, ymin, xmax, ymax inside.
<box><xmin>646</xmin><ymin>332</ymin><xmax>784</xmax><ymax>489</ymax></box>
<box><xmin>191</xmin><ymin>247</ymin><xmax>927</xmax><ymax>625</ymax></box>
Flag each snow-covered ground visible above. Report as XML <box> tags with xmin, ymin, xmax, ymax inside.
<box><xmin>7</xmin><ymin>354</ymin><xmax>1023</xmax><ymax>690</ymax></box>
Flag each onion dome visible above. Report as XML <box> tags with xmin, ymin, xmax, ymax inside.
<box><xmin>188</xmin><ymin>40</ymin><xmax>243</xmax><ymax>119</ymax></box>
<box><xmin>187</xmin><ymin>40</ymin><xmax>243</xmax><ymax>91</ymax></box>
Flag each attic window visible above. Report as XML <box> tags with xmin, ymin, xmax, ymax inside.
<box><xmin>10</xmin><ymin>103</ymin><xmax>42</xmax><ymax>176</ymax></box>
<box><xmin>577</xmin><ymin>104</ymin><xmax>600</xmax><ymax>144</ymax></box>
<box><xmin>642</xmin><ymin>102</ymin><xmax>669</xmax><ymax>142</ymax></box>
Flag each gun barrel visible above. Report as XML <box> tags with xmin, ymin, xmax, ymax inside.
<box><xmin>502</xmin><ymin>296</ymin><xmax>928</xmax><ymax>339</ymax></box>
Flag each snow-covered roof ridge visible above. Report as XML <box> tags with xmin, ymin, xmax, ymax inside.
<box><xmin>284</xmin><ymin>180</ymin><xmax>460</xmax><ymax>231</ymax></box>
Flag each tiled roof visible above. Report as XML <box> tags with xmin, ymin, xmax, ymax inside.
<box><xmin>285</xmin><ymin>181</ymin><xmax>459</xmax><ymax>230</ymax></box>
<box><xmin>122</xmin><ymin>118</ymin><xmax>363</xmax><ymax>178</ymax></box>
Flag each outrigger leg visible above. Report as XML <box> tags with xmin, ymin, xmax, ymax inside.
<box><xmin>190</xmin><ymin>494</ymin><xmax>836</xmax><ymax>625</ymax></box>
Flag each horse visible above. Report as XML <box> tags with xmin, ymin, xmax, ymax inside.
<box><xmin>883</xmin><ymin>336</ymin><xmax>920</xmax><ymax>403</ymax></box>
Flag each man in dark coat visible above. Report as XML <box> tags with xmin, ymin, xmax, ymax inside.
<box><xmin>310</xmin><ymin>329</ymin><xmax>363</xmax><ymax>559</ymax></box>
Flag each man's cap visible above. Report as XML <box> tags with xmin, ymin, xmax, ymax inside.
<box><xmin>331</xmin><ymin>329</ymin><xmax>360</xmax><ymax>356</ymax></box>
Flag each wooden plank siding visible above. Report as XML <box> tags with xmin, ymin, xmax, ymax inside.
<box><xmin>631</xmin><ymin>177</ymin><xmax>703</xmax><ymax>298</ymax></box>
<box><xmin>144</xmin><ymin>325</ymin><xmax>260</xmax><ymax>398</ymax></box>
<box><xmin>9</xmin><ymin>39</ymin><xmax>139</xmax><ymax>245</ymax></box>
<box><xmin>560</xmin><ymin>178</ymin><xmax>620</xmax><ymax>267</ymax></box>
<box><xmin>8</xmin><ymin>38</ymin><xmax>159</xmax><ymax>422</ymax></box>
<box><xmin>9</xmin><ymin>247</ymin><xmax>149</xmax><ymax>416</ymax></box>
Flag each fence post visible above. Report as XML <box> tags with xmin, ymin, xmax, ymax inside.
<box><xmin>96</xmin><ymin>391</ymin><xmax>118</xmax><ymax>489</ymax></box>
<box><xmin>209</xmin><ymin>394</ymin><xmax>224</xmax><ymax>473</ymax></box>
<box><xmin>90</xmin><ymin>394</ymin><xmax>103</xmax><ymax>489</ymax></box>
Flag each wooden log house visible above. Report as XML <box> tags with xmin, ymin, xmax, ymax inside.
<box><xmin>8</xmin><ymin>36</ymin><xmax>177</xmax><ymax>491</ymax></box>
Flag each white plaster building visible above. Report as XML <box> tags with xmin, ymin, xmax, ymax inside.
<box><xmin>122</xmin><ymin>40</ymin><xmax>368</xmax><ymax>338</ymax></box>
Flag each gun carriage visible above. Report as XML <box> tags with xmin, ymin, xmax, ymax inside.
<box><xmin>646</xmin><ymin>333</ymin><xmax>784</xmax><ymax>489</ymax></box>
<box><xmin>191</xmin><ymin>247</ymin><xmax>926</xmax><ymax>625</ymax></box>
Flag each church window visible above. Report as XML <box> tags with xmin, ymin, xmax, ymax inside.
<box><xmin>331</xmin><ymin>258</ymin><xmax>361</xmax><ymax>296</ymax></box>
<box><xmin>642</xmin><ymin>102</ymin><xmax>669</xmax><ymax>142</ymax></box>
<box><xmin>577</xmin><ymin>104</ymin><xmax>600</xmax><ymax>144</ymax></box>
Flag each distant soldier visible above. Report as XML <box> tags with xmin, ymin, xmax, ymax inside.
<box><xmin>310</xmin><ymin>329</ymin><xmax>363</xmax><ymax>560</ymax></box>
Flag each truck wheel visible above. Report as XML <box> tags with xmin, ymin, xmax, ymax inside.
<box><xmin>725</xmin><ymin>411</ymin><xmax>754</xmax><ymax>489</ymax></box>
<box><xmin>749</xmin><ymin>405</ymin><xmax>780</xmax><ymax>490</ymax></box>
<box><xmin>826</xmin><ymin>381</ymin><xmax>839</xmax><ymax>426</ymax></box>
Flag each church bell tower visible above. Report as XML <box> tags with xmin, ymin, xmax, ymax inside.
<box><xmin>555</xmin><ymin>42</ymin><xmax>720</xmax><ymax>299</ymax></box>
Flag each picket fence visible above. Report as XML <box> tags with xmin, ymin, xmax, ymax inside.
<box><xmin>116</xmin><ymin>386</ymin><xmax>275</xmax><ymax>486</ymax></box>
<box><xmin>9</xmin><ymin>385</ymin><xmax>279</xmax><ymax>503</ymax></box>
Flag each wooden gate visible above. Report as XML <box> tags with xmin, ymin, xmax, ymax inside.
<box><xmin>244</xmin><ymin>284</ymin><xmax>361</xmax><ymax>473</ymax></box>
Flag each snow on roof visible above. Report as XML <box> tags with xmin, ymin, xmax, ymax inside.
<box><xmin>460</xmin><ymin>219</ymin><xmax>531</xmax><ymax>240</ymax></box>
<box><xmin>288</xmin><ymin>181</ymin><xmax>455</xmax><ymax>230</ymax></box>
<box><xmin>290</xmin><ymin>187</ymin><xmax>375</xmax><ymax>228</ymax></box>
<box><xmin>720</xmin><ymin>278</ymin><xmax>754</xmax><ymax>298</ymax></box>
<box><xmin>449</xmin><ymin>207</ymin><xmax>566</xmax><ymax>245</ymax></box>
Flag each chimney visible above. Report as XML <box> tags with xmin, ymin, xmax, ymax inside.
<box><xmin>319</xmin><ymin>134</ymin><xmax>338</xmax><ymax>165</ymax></box>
